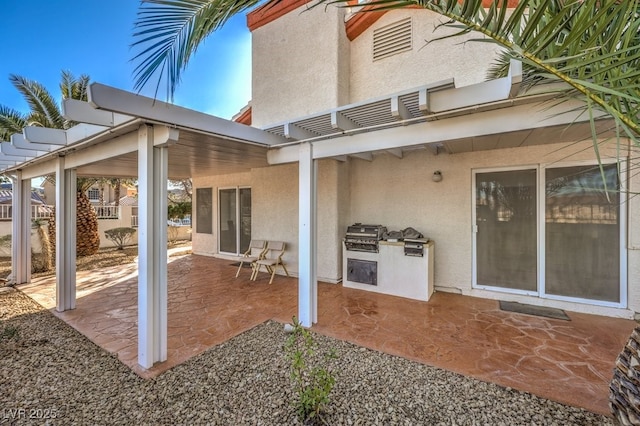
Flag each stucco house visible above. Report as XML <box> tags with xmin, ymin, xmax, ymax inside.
<box><xmin>40</xmin><ymin>179</ymin><xmax>134</xmax><ymax>207</ymax></box>
<box><xmin>198</xmin><ymin>1</ymin><xmax>633</xmax><ymax>317</ymax></box>
<box><xmin>1</xmin><ymin>1</ymin><xmax>637</xmax><ymax>369</ymax></box>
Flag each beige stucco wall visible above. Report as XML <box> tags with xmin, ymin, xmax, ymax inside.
<box><xmin>192</xmin><ymin>160</ymin><xmax>346</xmax><ymax>283</ymax></box>
<box><xmin>0</xmin><ymin>222</ymin><xmax>44</xmax><ymax>256</ymax></box>
<box><xmin>192</xmin><ymin>172</ymin><xmax>252</xmax><ymax>255</ymax></box>
<box><xmin>190</xmin><ymin>138</ymin><xmax>638</xmax><ymax>318</ymax></box>
<box><xmin>251</xmin><ymin>4</ymin><xmax>350</xmax><ymax>127</ymax></box>
<box><xmin>348</xmin><ymin>9</ymin><xmax>501</xmax><ymax>103</ymax></box>
<box><xmin>251</xmin><ymin>160</ymin><xmax>344</xmax><ymax>283</ymax></box>
<box><xmin>347</xmin><ymin>140</ymin><xmax>637</xmax><ymax>318</ymax></box>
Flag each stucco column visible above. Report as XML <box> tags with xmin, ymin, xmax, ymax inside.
<box><xmin>56</xmin><ymin>155</ymin><xmax>77</xmax><ymax>312</ymax></box>
<box><xmin>137</xmin><ymin>124</ymin><xmax>168</xmax><ymax>369</ymax></box>
<box><xmin>298</xmin><ymin>142</ymin><xmax>318</xmax><ymax>327</ymax></box>
<box><xmin>11</xmin><ymin>170</ymin><xmax>31</xmax><ymax>285</ymax></box>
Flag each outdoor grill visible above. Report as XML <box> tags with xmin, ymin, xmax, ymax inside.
<box><xmin>344</xmin><ymin>223</ymin><xmax>386</xmax><ymax>253</ymax></box>
<box><xmin>403</xmin><ymin>238</ymin><xmax>429</xmax><ymax>257</ymax></box>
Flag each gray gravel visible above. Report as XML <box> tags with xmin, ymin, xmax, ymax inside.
<box><xmin>1</xmin><ymin>290</ymin><xmax>612</xmax><ymax>425</ymax></box>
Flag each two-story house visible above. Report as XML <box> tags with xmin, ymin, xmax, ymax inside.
<box><xmin>188</xmin><ymin>0</ymin><xmax>636</xmax><ymax>321</ymax></box>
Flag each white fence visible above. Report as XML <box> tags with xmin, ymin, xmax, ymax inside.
<box><xmin>94</xmin><ymin>206</ymin><xmax>120</xmax><ymax>219</ymax></box>
<box><xmin>0</xmin><ymin>204</ymin><xmax>53</xmax><ymax>220</ymax></box>
<box><xmin>132</xmin><ymin>215</ymin><xmax>191</xmax><ymax>228</ymax></box>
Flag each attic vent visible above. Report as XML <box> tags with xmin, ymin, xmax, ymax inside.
<box><xmin>373</xmin><ymin>17</ymin><xmax>412</xmax><ymax>61</ymax></box>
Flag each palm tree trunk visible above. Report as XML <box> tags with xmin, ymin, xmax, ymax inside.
<box><xmin>76</xmin><ymin>190</ymin><xmax>100</xmax><ymax>256</ymax></box>
<box><xmin>114</xmin><ymin>179</ymin><xmax>121</xmax><ymax>206</ymax></box>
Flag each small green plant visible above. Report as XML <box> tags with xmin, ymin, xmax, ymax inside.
<box><xmin>284</xmin><ymin>316</ymin><xmax>336</xmax><ymax>423</ymax></box>
<box><xmin>0</xmin><ymin>324</ymin><xmax>20</xmax><ymax>342</ymax></box>
<box><xmin>104</xmin><ymin>227</ymin><xmax>137</xmax><ymax>250</ymax></box>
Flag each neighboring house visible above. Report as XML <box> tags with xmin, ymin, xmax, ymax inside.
<box><xmin>40</xmin><ymin>180</ymin><xmax>133</xmax><ymax>206</ymax></box>
<box><xmin>0</xmin><ymin>187</ymin><xmax>49</xmax><ymax>220</ymax></box>
<box><xmin>188</xmin><ymin>1</ymin><xmax>635</xmax><ymax>319</ymax></box>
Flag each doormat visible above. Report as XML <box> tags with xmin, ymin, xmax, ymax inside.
<box><xmin>499</xmin><ymin>301</ymin><xmax>570</xmax><ymax>321</ymax></box>
<box><xmin>230</xmin><ymin>262</ymin><xmax>252</xmax><ymax>268</ymax></box>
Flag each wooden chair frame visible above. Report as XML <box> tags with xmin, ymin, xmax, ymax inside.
<box><xmin>251</xmin><ymin>241</ymin><xmax>289</xmax><ymax>284</ymax></box>
<box><xmin>233</xmin><ymin>240</ymin><xmax>266</xmax><ymax>278</ymax></box>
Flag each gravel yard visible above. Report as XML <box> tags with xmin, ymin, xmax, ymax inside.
<box><xmin>0</xmin><ymin>289</ymin><xmax>612</xmax><ymax>425</ymax></box>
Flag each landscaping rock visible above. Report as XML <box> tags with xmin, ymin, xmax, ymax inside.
<box><xmin>0</xmin><ymin>291</ymin><xmax>613</xmax><ymax>425</ymax></box>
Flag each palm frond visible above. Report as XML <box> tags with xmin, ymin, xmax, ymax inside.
<box><xmin>131</xmin><ymin>0</ymin><xmax>268</xmax><ymax>101</ymax></box>
<box><xmin>413</xmin><ymin>0</ymin><xmax>640</xmax><ymax>138</ymax></box>
<box><xmin>9</xmin><ymin>74</ymin><xmax>65</xmax><ymax>129</ymax></box>
<box><xmin>0</xmin><ymin>105</ymin><xmax>28</xmax><ymax>141</ymax></box>
<box><xmin>59</xmin><ymin>71</ymin><xmax>91</xmax><ymax>128</ymax></box>
<box><xmin>60</xmin><ymin>70</ymin><xmax>91</xmax><ymax>102</ymax></box>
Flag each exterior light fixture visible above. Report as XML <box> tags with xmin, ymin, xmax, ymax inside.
<box><xmin>432</xmin><ymin>170</ymin><xmax>443</xmax><ymax>182</ymax></box>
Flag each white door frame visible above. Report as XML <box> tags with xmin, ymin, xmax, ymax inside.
<box><xmin>539</xmin><ymin>158</ymin><xmax>627</xmax><ymax>309</ymax></box>
<box><xmin>472</xmin><ymin>159</ymin><xmax>627</xmax><ymax>308</ymax></box>
<box><xmin>218</xmin><ymin>186</ymin><xmax>251</xmax><ymax>256</ymax></box>
<box><xmin>471</xmin><ymin>165</ymin><xmax>540</xmax><ymax>297</ymax></box>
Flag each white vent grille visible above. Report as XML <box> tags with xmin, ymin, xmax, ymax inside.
<box><xmin>373</xmin><ymin>17</ymin><xmax>412</xmax><ymax>61</ymax></box>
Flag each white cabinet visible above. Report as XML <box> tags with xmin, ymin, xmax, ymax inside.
<box><xmin>342</xmin><ymin>241</ymin><xmax>434</xmax><ymax>301</ymax></box>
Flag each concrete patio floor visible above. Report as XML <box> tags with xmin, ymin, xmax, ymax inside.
<box><xmin>17</xmin><ymin>253</ymin><xmax>636</xmax><ymax>417</ymax></box>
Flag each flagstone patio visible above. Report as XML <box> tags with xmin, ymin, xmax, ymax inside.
<box><xmin>17</xmin><ymin>253</ymin><xmax>636</xmax><ymax>417</ymax></box>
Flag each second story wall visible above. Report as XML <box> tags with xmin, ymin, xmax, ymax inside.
<box><xmin>349</xmin><ymin>9</ymin><xmax>501</xmax><ymax>103</ymax></box>
<box><xmin>251</xmin><ymin>4</ymin><xmax>351</xmax><ymax>127</ymax></box>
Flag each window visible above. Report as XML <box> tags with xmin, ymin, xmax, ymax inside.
<box><xmin>87</xmin><ymin>188</ymin><xmax>100</xmax><ymax>201</ymax></box>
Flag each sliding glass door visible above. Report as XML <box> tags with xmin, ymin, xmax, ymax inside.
<box><xmin>544</xmin><ymin>164</ymin><xmax>620</xmax><ymax>302</ymax></box>
<box><xmin>473</xmin><ymin>163</ymin><xmax>624</xmax><ymax>306</ymax></box>
<box><xmin>219</xmin><ymin>187</ymin><xmax>251</xmax><ymax>255</ymax></box>
<box><xmin>475</xmin><ymin>169</ymin><xmax>538</xmax><ymax>292</ymax></box>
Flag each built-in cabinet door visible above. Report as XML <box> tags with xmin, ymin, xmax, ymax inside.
<box><xmin>544</xmin><ymin>164</ymin><xmax>621</xmax><ymax>303</ymax></box>
<box><xmin>474</xmin><ymin>169</ymin><xmax>538</xmax><ymax>292</ymax></box>
<box><xmin>219</xmin><ymin>187</ymin><xmax>251</xmax><ymax>255</ymax></box>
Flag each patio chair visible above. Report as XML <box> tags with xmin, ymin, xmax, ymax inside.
<box><xmin>231</xmin><ymin>240</ymin><xmax>266</xmax><ymax>278</ymax></box>
<box><xmin>251</xmin><ymin>241</ymin><xmax>289</xmax><ymax>284</ymax></box>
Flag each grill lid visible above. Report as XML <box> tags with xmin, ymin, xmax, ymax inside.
<box><xmin>345</xmin><ymin>224</ymin><xmax>386</xmax><ymax>239</ymax></box>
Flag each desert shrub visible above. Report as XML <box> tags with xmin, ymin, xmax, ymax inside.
<box><xmin>32</xmin><ymin>219</ymin><xmax>52</xmax><ymax>272</ymax></box>
<box><xmin>168</xmin><ymin>225</ymin><xmax>180</xmax><ymax>246</ymax></box>
<box><xmin>284</xmin><ymin>316</ymin><xmax>336</xmax><ymax>423</ymax></box>
<box><xmin>104</xmin><ymin>227</ymin><xmax>137</xmax><ymax>250</ymax></box>
<box><xmin>168</xmin><ymin>202</ymin><xmax>191</xmax><ymax>221</ymax></box>
<box><xmin>0</xmin><ymin>234</ymin><xmax>11</xmax><ymax>249</ymax></box>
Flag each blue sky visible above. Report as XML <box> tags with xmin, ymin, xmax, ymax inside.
<box><xmin>0</xmin><ymin>0</ymin><xmax>252</xmax><ymax>120</ymax></box>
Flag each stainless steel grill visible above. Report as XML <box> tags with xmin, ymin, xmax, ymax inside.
<box><xmin>344</xmin><ymin>224</ymin><xmax>386</xmax><ymax>253</ymax></box>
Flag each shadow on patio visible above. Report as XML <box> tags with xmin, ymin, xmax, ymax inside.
<box><xmin>17</xmin><ymin>254</ymin><xmax>636</xmax><ymax>416</ymax></box>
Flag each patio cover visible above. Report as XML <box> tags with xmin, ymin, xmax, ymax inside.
<box><xmin>0</xmin><ymin>60</ymin><xmax>617</xmax><ymax>370</ymax></box>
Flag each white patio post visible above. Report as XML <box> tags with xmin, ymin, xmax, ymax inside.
<box><xmin>137</xmin><ymin>124</ymin><xmax>169</xmax><ymax>368</ymax></box>
<box><xmin>56</xmin><ymin>155</ymin><xmax>77</xmax><ymax>312</ymax></box>
<box><xmin>298</xmin><ymin>142</ymin><xmax>318</xmax><ymax>327</ymax></box>
<box><xmin>11</xmin><ymin>170</ymin><xmax>31</xmax><ymax>285</ymax></box>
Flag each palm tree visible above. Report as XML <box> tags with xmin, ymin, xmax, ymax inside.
<box><xmin>0</xmin><ymin>71</ymin><xmax>101</xmax><ymax>258</ymax></box>
<box><xmin>131</xmin><ymin>0</ymin><xmax>639</xmax><ymax>144</ymax></box>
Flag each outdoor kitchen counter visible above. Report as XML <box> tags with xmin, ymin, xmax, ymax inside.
<box><xmin>342</xmin><ymin>240</ymin><xmax>434</xmax><ymax>301</ymax></box>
